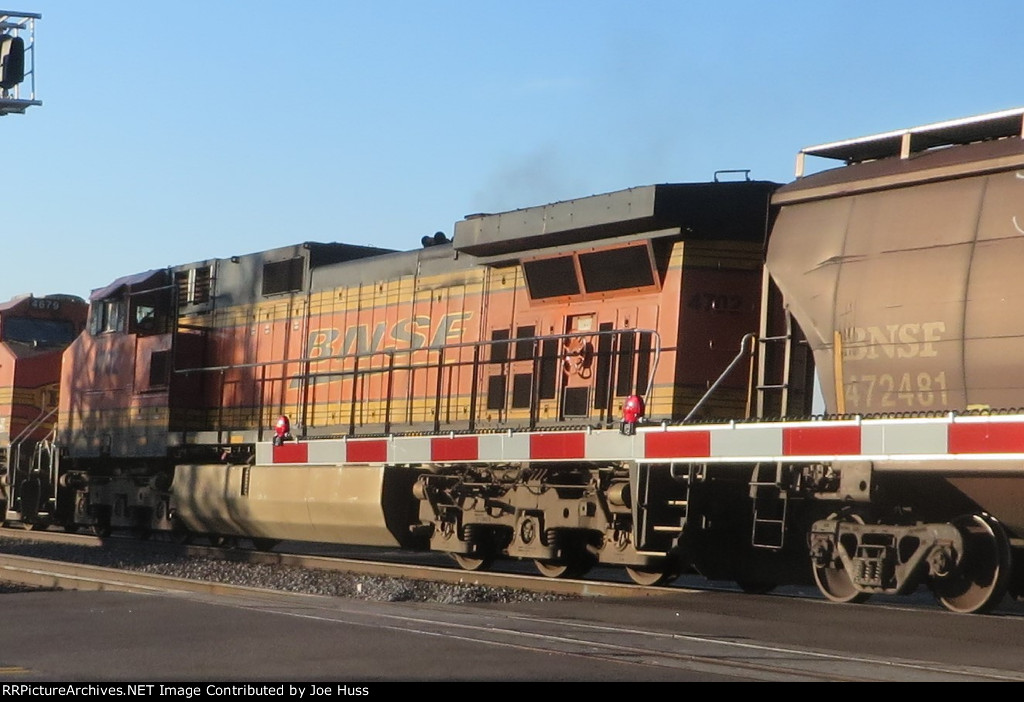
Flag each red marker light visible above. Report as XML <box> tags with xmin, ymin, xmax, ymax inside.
<box><xmin>275</xmin><ymin>415</ymin><xmax>291</xmax><ymax>439</ymax></box>
<box><xmin>622</xmin><ymin>395</ymin><xmax>645</xmax><ymax>424</ymax></box>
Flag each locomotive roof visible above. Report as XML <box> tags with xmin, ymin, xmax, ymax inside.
<box><xmin>88</xmin><ymin>242</ymin><xmax>398</xmax><ymax>302</ymax></box>
<box><xmin>452</xmin><ymin>180</ymin><xmax>779</xmax><ymax>258</ymax></box>
<box><xmin>0</xmin><ymin>293</ymin><xmax>86</xmax><ymax>312</ymax></box>
<box><xmin>90</xmin><ymin>269</ymin><xmax>167</xmax><ymax>301</ymax></box>
<box><xmin>220</xmin><ymin>241</ymin><xmax>396</xmax><ymax>269</ymax></box>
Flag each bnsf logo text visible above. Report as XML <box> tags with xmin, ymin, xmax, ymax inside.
<box><xmin>307</xmin><ymin>312</ymin><xmax>473</xmax><ymax>359</ymax></box>
<box><xmin>841</xmin><ymin>322</ymin><xmax>946</xmax><ymax>361</ymax></box>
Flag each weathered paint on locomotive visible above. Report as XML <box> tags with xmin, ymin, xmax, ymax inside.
<box><xmin>57</xmin><ymin>268</ymin><xmax>202</xmax><ymax>458</ymax></box>
<box><xmin>58</xmin><ymin>181</ymin><xmax>776</xmax><ymax>462</ymax></box>
<box><xmin>769</xmin><ymin>131</ymin><xmax>1024</xmax><ymax>415</ymax></box>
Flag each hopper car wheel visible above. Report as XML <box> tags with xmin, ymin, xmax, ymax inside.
<box><xmin>452</xmin><ymin>553</ymin><xmax>494</xmax><ymax>572</ymax></box>
<box><xmin>932</xmin><ymin>514</ymin><xmax>1011</xmax><ymax>615</ymax></box>
<box><xmin>91</xmin><ymin>523</ymin><xmax>112</xmax><ymax>538</ymax></box>
<box><xmin>251</xmin><ymin>538</ymin><xmax>280</xmax><ymax>552</ymax></box>
<box><xmin>625</xmin><ymin>563</ymin><xmax>678</xmax><ymax>587</ymax></box>
<box><xmin>813</xmin><ymin>563</ymin><xmax>869</xmax><ymax>604</ymax></box>
<box><xmin>811</xmin><ymin>514</ymin><xmax>869</xmax><ymax>604</ymax></box>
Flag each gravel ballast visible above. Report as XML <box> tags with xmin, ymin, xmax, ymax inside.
<box><xmin>0</xmin><ymin>537</ymin><xmax>573</xmax><ymax>604</ymax></box>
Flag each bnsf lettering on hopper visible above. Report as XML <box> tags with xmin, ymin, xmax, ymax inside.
<box><xmin>8</xmin><ymin>108</ymin><xmax>1024</xmax><ymax>615</ymax></box>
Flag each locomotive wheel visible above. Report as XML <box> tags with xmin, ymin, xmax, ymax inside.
<box><xmin>452</xmin><ymin>553</ymin><xmax>494</xmax><ymax>572</ymax></box>
<box><xmin>534</xmin><ymin>559</ymin><xmax>576</xmax><ymax>578</ymax></box>
<box><xmin>932</xmin><ymin>513</ymin><xmax>1012</xmax><ymax>615</ymax></box>
<box><xmin>170</xmin><ymin>529</ymin><xmax>193</xmax><ymax>545</ymax></box>
<box><xmin>534</xmin><ymin>553</ymin><xmax>593</xmax><ymax>579</ymax></box>
<box><xmin>625</xmin><ymin>563</ymin><xmax>678</xmax><ymax>587</ymax></box>
<box><xmin>91</xmin><ymin>523</ymin><xmax>112</xmax><ymax>538</ymax></box>
<box><xmin>251</xmin><ymin>538</ymin><xmax>280</xmax><ymax>552</ymax></box>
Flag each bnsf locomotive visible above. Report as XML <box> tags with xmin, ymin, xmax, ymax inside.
<box><xmin>6</xmin><ymin>107</ymin><xmax>1024</xmax><ymax>614</ymax></box>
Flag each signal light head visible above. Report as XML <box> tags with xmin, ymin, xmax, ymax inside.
<box><xmin>0</xmin><ymin>35</ymin><xmax>25</xmax><ymax>90</ymax></box>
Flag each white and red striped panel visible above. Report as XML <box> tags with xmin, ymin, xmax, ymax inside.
<box><xmin>259</xmin><ymin>413</ymin><xmax>1024</xmax><ymax>467</ymax></box>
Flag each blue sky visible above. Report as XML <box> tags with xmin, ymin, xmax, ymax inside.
<box><xmin>2</xmin><ymin>1</ymin><xmax>1022</xmax><ymax>301</ymax></box>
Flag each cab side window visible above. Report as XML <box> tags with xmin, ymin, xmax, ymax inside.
<box><xmin>89</xmin><ymin>299</ymin><xmax>125</xmax><ymax>334</ymax></box>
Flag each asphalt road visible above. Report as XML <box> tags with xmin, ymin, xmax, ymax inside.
<box><xmin>2</xmin><ymin>581</ymin><xmax>1024</xmax><ymax>683</ymax></box>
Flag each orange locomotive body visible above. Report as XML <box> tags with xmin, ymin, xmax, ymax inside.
<box><xmin>0</xmin><ymin>293</ymin><xmax>87</xmax><ymax>525</ymax></box>
<box><xmin>57</xmin><ymin>183</ymin><xmax>775</xmax><ymax>453</ymax></box>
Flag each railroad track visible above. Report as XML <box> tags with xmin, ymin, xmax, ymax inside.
<box><xmin>6</xmin><ymin>527</ymin><xmax>1024</xmax><ymax>618</ymax></box>
<box><xmin>0</xmin><ymin>527</ymin><xmax>676</xmax><ymax>599</ymax></box>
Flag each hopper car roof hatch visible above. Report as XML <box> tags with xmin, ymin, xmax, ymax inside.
<box><xmin>795</xmin><ymin>107</ymin><xmax>1024</xmax><ymax>177</ymax></box>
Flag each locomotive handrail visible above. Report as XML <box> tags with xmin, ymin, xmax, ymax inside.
<box><xmin>9</xmin><ymin>404</ymin><xmax>57</xmax><ymax>446</ymax></box>
<box><xmin>172</xmin><ymin>327</ymin><xmax>661</xmax><ymax>376</ymax></box>
<box><xmin>8</xmin><ymin>404</ymin><xmax>58</xmax><ymax>474</ymax></box>
<box><xmin>174</xmin><ymin>327</ymin><xmax>661</xmax><ymax>435</ymax></box>
<box><xmin>683</xmin><ymin>333</ymin><xmax>757</xmax><ymax>422</ymax></box>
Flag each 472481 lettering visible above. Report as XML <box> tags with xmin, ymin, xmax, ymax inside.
<box><xmin>845</xmin><ymin>371</ymin><xmax>949</xmax><ymax>409</ymax></box>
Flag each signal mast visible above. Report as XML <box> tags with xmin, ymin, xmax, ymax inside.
<box><xmin>0</xmin><ymin>10</ymin><xmax>39</xmax><ymax>115</ymax></box>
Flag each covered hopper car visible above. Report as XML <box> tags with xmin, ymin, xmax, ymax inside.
<box><xmin>13</xmin><ymin>106</ymin><xmax>1024</xmax><ymax>614</ymax></box>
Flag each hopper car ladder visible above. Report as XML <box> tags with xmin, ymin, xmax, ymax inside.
<box><xmin>755</xmin><ymin>273</ymin><xmax>815</xmax><ymax>419</ymax></box>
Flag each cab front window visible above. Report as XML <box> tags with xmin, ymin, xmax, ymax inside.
<box><xmin>3</xmin><ymin>317</ymin><xmax>76</xmax><ymax>346</ymax></box>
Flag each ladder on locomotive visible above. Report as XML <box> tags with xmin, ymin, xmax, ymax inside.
<box><xmin>633</xmin><ymin>462</ymin><xmax>700</xmax><ymax>553</ymax></box>
<box><xmin>749</xmin><ymin>462</ymin><xmax>788</xmax><ymax>549</ymax></box>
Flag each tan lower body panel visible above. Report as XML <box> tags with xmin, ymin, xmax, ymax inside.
<box><xmin>172</xmin><ymin>463</ymin><xmax>402</xmax><ymax>547</ymax></box>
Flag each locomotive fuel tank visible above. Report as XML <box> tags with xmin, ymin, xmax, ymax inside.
<box><xmin>171</xmin><ymin>461</ymin><xmax>424</xmax><ymax>548</ymax></box>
